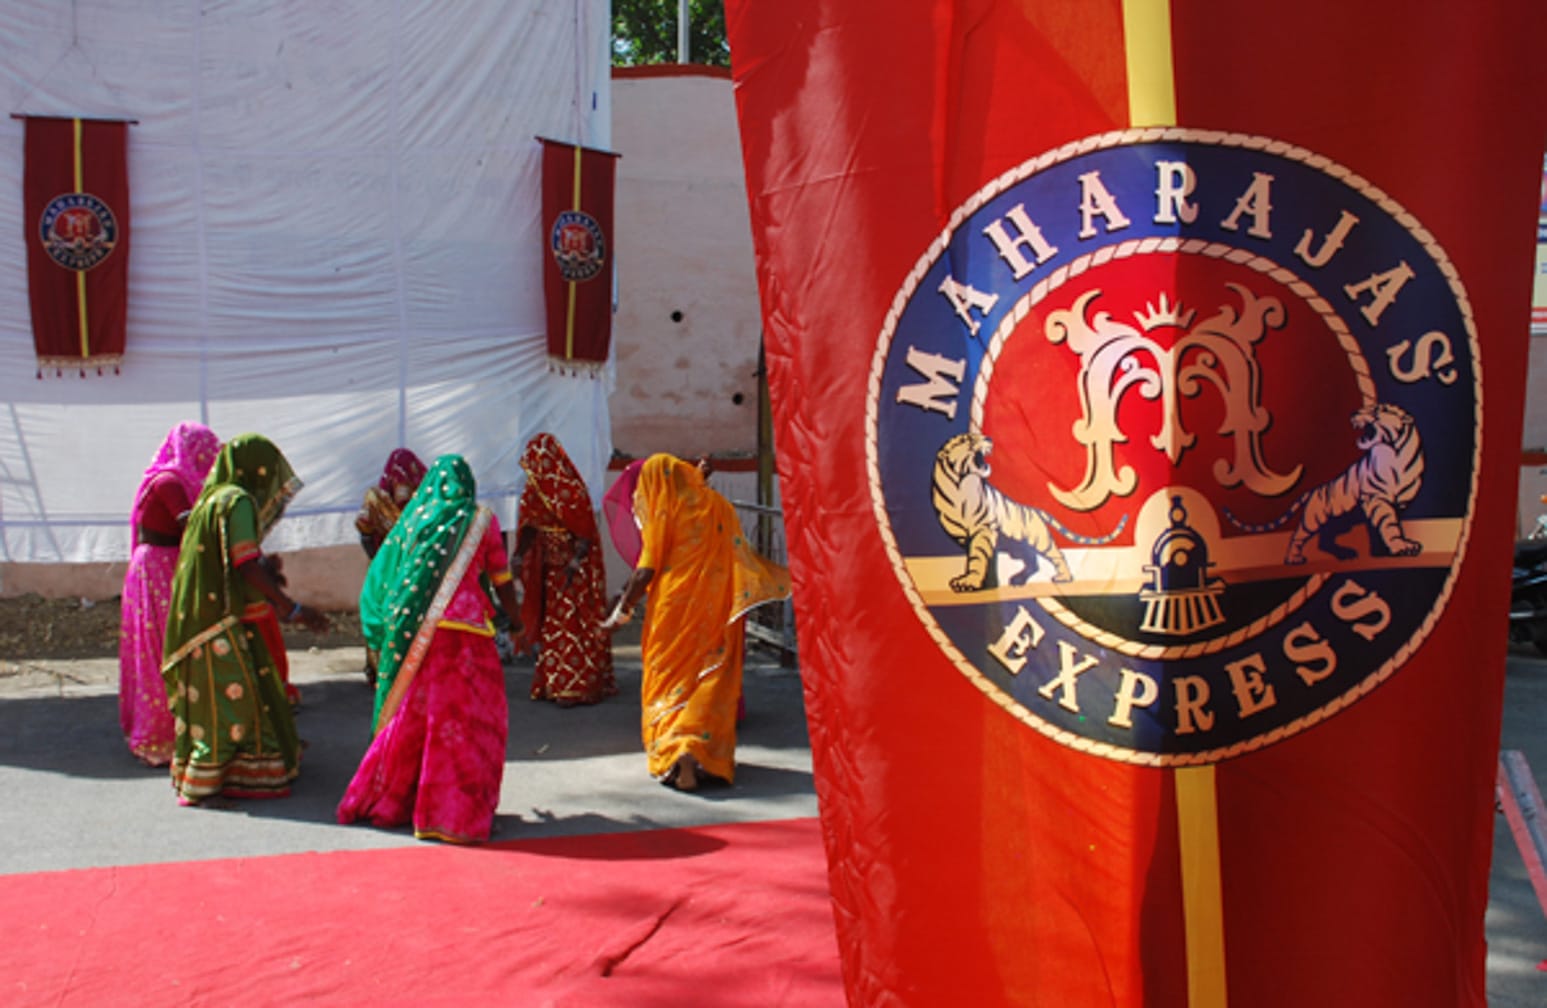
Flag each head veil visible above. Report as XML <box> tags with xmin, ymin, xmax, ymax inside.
<box><xmin>360</xmin><ymin>454</ymin><xmax>479</xmax><ymax>729</ymax></box>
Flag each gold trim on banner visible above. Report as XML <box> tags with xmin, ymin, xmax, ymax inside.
<box><xmin>1122</xmin><ymin>0</ymin><xmax>1176</xmax><ymax>126</ymax></box>
<box><xmin>566</xmin><ymin>143</ymin><xmax>583</xmax><ymax>361</ymax></box>
<box><xmin>1177</xmin><ymin>765</ymin><xmax>1228</xmax><ymax>1007</ymax></box>
<box><xmin>71</xmin><ymin>117</ymin><xmax>90</xmax><ymax>360</ymax></box>
<box><xmin>1121</xmin><ymin>3</ymin><xmax>1225</xmax><ymax>1004</ymax></box>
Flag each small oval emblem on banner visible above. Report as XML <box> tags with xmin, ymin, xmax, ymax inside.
<box><xmin>868</xmin><ymin>129</ymin><xmax>1479</xmax><ymax>765</ymax></box>
<box><xmin>38</xmin><ymin>191</ymin><xmax>119</xmax><ymax>272</ymax></box>
<box><xmin>550</xmin><ymin>209</ymin><xmax>606</xmax><ymax>283</ymax></box>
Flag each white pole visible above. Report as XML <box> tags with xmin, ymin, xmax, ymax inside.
<box><xmin>678</xmin><ymin>0</ymin><xmax>690</xmax><ymax>63</ymax></box>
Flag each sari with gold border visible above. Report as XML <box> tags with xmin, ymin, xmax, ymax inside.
<box><xmin>120</xmin><ymin>421</ymin><xmax>219</xmax><ymax>766</ymax></box>
<box><xmin>340</xmin><ymin>453</ymin><xmax>515</xmax><ymax>843</ymax></box>
<box><xmin>160</xmin><ymin>434</ymin><xmax>303</xmax><ymax>803</ymax></box>
<box><xmin>516</xmin><ymin>433</ymin><xmax>615</xmax><ymax>705</ymax></box>
<box><xmin>634</xmin><ymin>454</ymin><xmax>790</xmax><ymax>783</ymax></box>
<box><xmin>359</xmin><ymin>454</ymin><xmax>479</xmax><ymax>731</ymax></box>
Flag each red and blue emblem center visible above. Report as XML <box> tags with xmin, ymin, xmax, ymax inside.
<box><xmin>39</xmin><ymin>191</ymin><xmax>118</xmax><ymax>272</ymax></box>
<box><xmin>868</xmin><ymin>130</ymin><xmax>1479</xmax><ymax>765</ymax></box>
<box><xmin>550</xmin><ymin>209</ymin><xmax>605</xmax><ymax>283</ymax></box>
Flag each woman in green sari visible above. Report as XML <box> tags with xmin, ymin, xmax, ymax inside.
<box><xmin>161</xmin><ymin>434</ymin><xmax>329</xmax><ymax>805</ymax></box>
<box><xmin>337</xmin><ymin>454</ymin><xmax>523</xmax><ymax>843</ymax></box>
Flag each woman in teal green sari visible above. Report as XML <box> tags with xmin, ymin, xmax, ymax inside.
<box><xmin>338</xmin><ymin>454</ymin><xmax>523</xmax><ymax>843</ymax></box>
<box><xmin>161</xmin><ymin>434</ymin><xmax>329</xmax><ymax>805</ymax></box>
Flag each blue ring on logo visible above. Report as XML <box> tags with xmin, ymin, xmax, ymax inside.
<box><xmin>38</xmin><ymin>192</ymin><xmax>119</xmax><ymax>272</ymax></box>
<box><xmin>550</xmin><ymin>210</ymin><xmax>606</xmax><ymax>283</ymax></box>
<box><xmin>868</xmin><ymin>131</ymin><xmax>1479</xmax><ymax>764</ymax></box>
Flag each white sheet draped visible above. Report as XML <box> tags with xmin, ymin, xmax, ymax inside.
<box><xmin>0</xmin><ymin>0</ymin><xmax>614</xmax><ymax>561</ymax></box>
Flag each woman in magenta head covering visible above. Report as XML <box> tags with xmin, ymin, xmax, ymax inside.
<box><xmin>602</xmin><ymin>459</ymin><xmax>645</xmax><ymax>569</ymax></box>
<box><xmin>118</xmin><ymin>421</ymin><xmax>220</xmax><ymax>765</ymax></box>
<box><xmin>355</xmin><ymin>448</ymin><xmax>429</xmax><ymax>559</ymax></box>
<box><xmin>354</xmin><ymin>448</ymin><xmax>429</xmax><ymax>684</ymax></box>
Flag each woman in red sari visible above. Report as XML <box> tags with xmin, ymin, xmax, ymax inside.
<box><xmin>119</xmin><ymin>421</ymin><xmax>220</xmax><ymax>765</ymax></box>
<box><xmin>338</xmin><ymin>454</ymin><xmax>523</xmax><ymax>844</ymax></box>
<box><xmin>512</xmin><ymin>433</ymin><xmax>615</xmax><ymax>706</ymax></box>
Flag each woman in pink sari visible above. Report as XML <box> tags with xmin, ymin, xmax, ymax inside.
<box><xmin>337</xmin><ymin>455</ymin><xmax>523</xmax><ymax>844</ymax></box>
<box><xmin>118</xmin><ymin>421</ymin><xmax>220</xmax><ymax>766</ymax></box>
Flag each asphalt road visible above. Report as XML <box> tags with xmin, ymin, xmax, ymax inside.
<box><xmin>0</xmin><ymin>643</ymin><xmax>819</xmax><ymax>873</ymax></box>
<box><xmin>2</xmin><ymin>642</ymin><xmax>1545</xmax><ymax>1006</ymax></box>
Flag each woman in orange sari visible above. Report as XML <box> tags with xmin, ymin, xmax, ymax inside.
<box><xmin>512</xmin><ymin>433</ymin><xmax>615</xmax><ymax>706</ymax></box>
<box><xmin>604</xmin><ymin>454</ymin><xmax>790</xmax><ymax>790</ymax></box>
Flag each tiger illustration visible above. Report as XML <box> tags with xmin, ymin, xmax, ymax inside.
<box><xmin>1225</xmin><ymin>402</ymin><xmax>1424</xmax><ymax>564</ymax></box>
<box><xmin>932</xmin><ymin>432</ymin><xmax>1128</xmax><ymax>592</ymax></box>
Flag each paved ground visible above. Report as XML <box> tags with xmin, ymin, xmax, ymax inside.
<box><xmin>0</xmin><ymin>642</ymin><xmax>817</xmax><ymax>874</ymax></box>
<box><xmin>2</xmin><ymin>642</ymin><xmax>1545</xmax><ymax>1005</ymax></box>
<box><xmin>1487</xmin><ymin>647</ymin><xmax>1547</xmax><ymax>1005</ymax></box>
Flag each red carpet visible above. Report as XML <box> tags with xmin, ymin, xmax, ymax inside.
<box><xmin>0</xmin><ymin>817</ymin><xmax>843</xmax><ymax>1007</ymax></box>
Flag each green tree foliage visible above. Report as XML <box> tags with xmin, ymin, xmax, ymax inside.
<box><xmin>612</xmin><ymin>0</ymin><xmax>728</xmax><ymax>67</ymax></box>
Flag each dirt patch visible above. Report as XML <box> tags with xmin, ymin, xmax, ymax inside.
<box><xmin>0</xmin><ymin>593</ymin><xmax>365</xmax><ymax>662</ymax></box>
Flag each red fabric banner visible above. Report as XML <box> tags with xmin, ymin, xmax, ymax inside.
<box><xmin>726</xmin><ymin>2</ymin><xmax>1547</xmax><ymax>1005</ymax></box>
<box><xmin>539</xmin><ymin>138</ymin><xmax>619</xmax><ymax>375</ymax></box>
<box><xmin>23</xmin><ymin>116</ymin><xmax>130</xmax><ymax>376</ymax></box>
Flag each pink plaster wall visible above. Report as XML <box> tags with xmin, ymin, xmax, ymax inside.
<box><xmin>608</xmin><ymin>68</ymin><xmax>763</xmax><ymax>461</ymax></box>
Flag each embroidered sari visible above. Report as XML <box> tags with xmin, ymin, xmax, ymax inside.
<box><xmin>355</xmin><ymin>448</ymin><xmax>427</xmax><ymax>557</ymax></box>
<box><xmin>354</xmin><ymin>447</ymin><xmax>428</xmax><ymax>683</ymax></box>
<box><xmin>338</xmin><ymin>455</ymin><xmax>515</xmax><ymax>844</ymax></box>
<box><xmin>119</xmin><ymin>421</ymin><xmax>220</xmax><ymax>766</ymax></box>
<box><xmin>160</xmin><ymin>434</ymin><xmax>303</xmax><ymax>803</ymax></box>
<box><xmin>634</xmin><ymin>454</ymin><xmax>791</xmax><ymax>784</ymax></box>
<box><xmin>516</xmin><ymin>433</ymin><xmax>615</xmax><ymax>705</ymax></box>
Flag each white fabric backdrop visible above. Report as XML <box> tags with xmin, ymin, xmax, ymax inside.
<box><xmin>0</xmin><ymin>0</ymin><xmax>614</xmax><ymax>562</ymax></box>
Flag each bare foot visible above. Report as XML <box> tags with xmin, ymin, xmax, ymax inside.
<box><xmin>672</xmin><ymin>755</ymin><xmax>700</xmax><ymax>792</ymax></box>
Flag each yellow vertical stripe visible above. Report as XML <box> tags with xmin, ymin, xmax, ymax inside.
<box><xmin>71</xmin><ymin>118</ymin><xmax>90</xmax><ymax>360</ymax></box>
<box><xmin>1122</xmin><ymin>3</ymin><xmax>1226</xmax><ymax>1005</ymax></box>
<box><xmin>1176</xmin><ymin>766</ymin><xmax>1227</xmax><ymax>1007</ymax></box>
<box><xmin>1122</xmin><ymin>0</ymin><xmax>1177</xmax><ymax>127</ymax></box>
<box><xmin>71</xmin><ymin>118</ymin><xmax>83</xmax><ymax>188</ymax></box>
<box><xmin>565</xmin><ymin>144</ymin><xmax>584</xmax><ymax>361</ymax></box>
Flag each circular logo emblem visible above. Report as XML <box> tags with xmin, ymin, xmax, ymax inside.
<box><xmin>38</xmin><ymin>192</ymin><xmax>119</xmax><ymax>271</ymax></box>
<box><xmin>549</xmin><ymin>209</ymin><xmax>606</xmax><ymax>282</ymax></box>
<box><xmin>867</xmin><ymin>129</ymin><xmax>1479</xmax><ymax>765</ymax></box>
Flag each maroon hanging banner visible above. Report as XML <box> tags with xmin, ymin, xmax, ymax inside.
<box><xmin>539</xmin><ymin>137</ymin><xmax>619</xmax><ymax>376</ymax></box>
<box><xmin>23</xmin><ymin>116</ymin><xmax>130</xmax><ymax>377</ymax></box>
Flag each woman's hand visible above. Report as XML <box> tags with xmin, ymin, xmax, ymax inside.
<box><xmin>599</xmin><ymin>602</ymin><xmax>631</xmax><ymax>632</ymax></box>
<box><xmin>260</xmin><ymin>554</ymin><xmax>288</xmax><ymax>588</ymax></box>
<box><xmin>562</xmin><ymin>536</ymin><xmax>591</xmax><ymax>588</ymax></box>
<box><xmin>289</xmin><ymin>602</ymin><xmax>330</xmax><ymax>633</ymax></box>
<box><xmin>601</xmin><ymin>567</ymin><xmax>654</xmax><ymax>631</ymax></box>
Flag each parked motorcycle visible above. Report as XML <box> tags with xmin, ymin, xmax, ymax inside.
<box><xmin>1510</xmin><ymin>493</ymin><xmax>1547</xmax><ymax>654</ymax></box>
